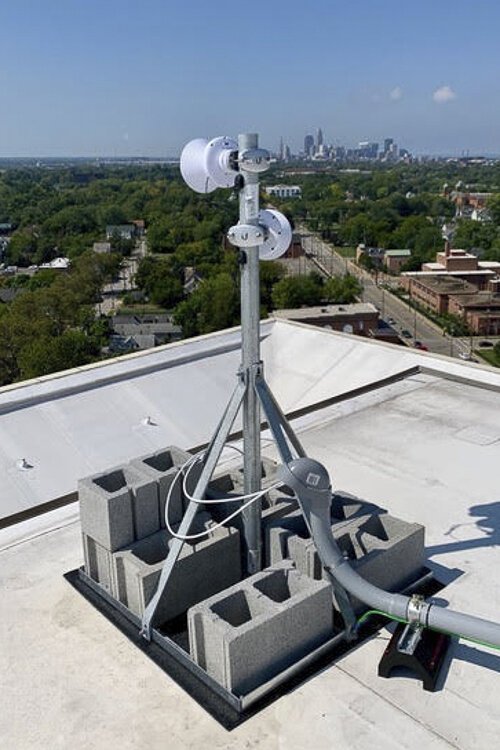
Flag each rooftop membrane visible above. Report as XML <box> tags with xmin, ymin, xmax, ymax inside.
<box><xmin>1</xmin><ymin>320</ymin><xmax>500</xmax><ymax>748</ymax></box>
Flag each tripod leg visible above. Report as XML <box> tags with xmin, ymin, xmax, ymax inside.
<box><xmin>256</xmin><ymin>375</ymin><xmax>357</xmax><ymax>637</ymax></box>
<box><xmin>140</xmin><ymin>377</ymin><xmax>247</xmax><ymax>639</ymax></box>
<box><xmin>254</xmin><ymin>373</ymin><xmax>306</xmax><ymax>463</ymax></box>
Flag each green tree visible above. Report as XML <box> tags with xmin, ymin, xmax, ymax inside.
<box><xmin>259</xmin><ymin>261</ymin><xmax>286</xmax><ymax>311</ymax></box>
<box><xmin>271</xmin><ymin>274</ymin><xmax>323</xmax><ymax>309</ymax></box>
<box><xmin>17</xmin><ymin>330</ymin><xmax>100</xmax><ymax>379</ymax></box>
<box><xmin>323</xmin><ymin>274</ymin><xmax>362</xmax><ymax>303</ymax></box>
<box><xmin>174</xmin><ymin>272</ymin><xmax>239</xmax><ymax>337</ymax></box>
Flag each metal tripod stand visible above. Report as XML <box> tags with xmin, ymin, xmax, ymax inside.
<box><xmin>141</xmin><ymin>133</ymin><xmax>356</xmax><ymax>640</ymax></box>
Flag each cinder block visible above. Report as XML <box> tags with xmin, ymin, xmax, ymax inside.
<box><xmin>130</xmin><ymin>446</ymin><xmax>199</xmax><ymax>529</ymax></box>
<box><xmin>82</xmin><ymin>534</ymin><xmax>116</xmax><ymax>596</ymax></box>
<box><xmin>271</xmin><ymin>511</ymin><xmax>425</xmax><ymax>613</ymax></box>
<box><xmin>188</xmin><ymin>563</ymin><xmax>333</xmax><ymax>695</ymax></box>
<box><xmin>264</xmin><ymin>509</ymin><xmax>310</xmax><ymax>569</ymax></box>
<box><xmin>79</xmin><ymin>464</ymin><xmax>160</xmax><ymax>551</ymax></box>
<box><xmin>332</xmin><ymin>490</ymin><xmax>386</xmax><ymax>521</ymax></box>
<box><xmin>79</xmin><ymin>468</ymin><xmax>135</xmax><ymax>552</ymax></box>
<box><xmin>129</xmin><ymin>471</ymin><xmax>160</xmax><ymax>540</ymax></box>
<box><xmin>114</xmin><ymin>514</ymin><xmax>241</xmax><ymax>623</ymax></box>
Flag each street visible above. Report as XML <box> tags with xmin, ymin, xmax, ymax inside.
<box><xmin>98</xmin><ymin>238</ymin><xmax>146</xmax><ymax>315</ymax></box>
<box><xmin>297</xmin><ymin>227</ymin><xmax>475</xmax><ymax>360</ymax></box>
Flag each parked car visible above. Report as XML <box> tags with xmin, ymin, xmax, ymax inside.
<box><xmin>459</xmin><ymin>352</ymin><xmax>472</xmax><ymax>360</ymax></box>
<box><xmin>479</xmin><ymin>340</ymin><xmax>493</xmax><ymax>348</ymax></box>
<box><xmin>401</xmin><ymin>329</ymin><xmax>412</xmax><ymax>338</ymax></box>
<box><xmin>414</xmin><ymin>341</ymin><xmax>428</xmax><ymax>351</ymax></box>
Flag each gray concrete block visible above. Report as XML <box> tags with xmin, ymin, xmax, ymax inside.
<box><xmin>264</xmin><ymin>509</ymin><xmax>310</xmax><ymax>569</ymax></box>
<box><xmin>114</xmin><ymin>515</ymin><xmax>241</xmax><ymax>623</ymax></box>
<box><xmin>130</xmin><ymin>446</ymin><xmax>199</xmax><ymax>529</ymax></box>
<box><xmin>79</xmin><ymin>464</ymin><xmax>161</xmax><ymax>550</ymax></box>
<box><xmin>79</xmin><ymin>468</ymin><xmax>135</xmax><ymax>552</ymax></box>
<box><xmin>332</xmin><ymin>490</ymin><xmax>387</xmax><ymax>521</ymax></box>
<box><xmin>129</xmin><ymin>472</ymin><xmax>160</xmax><ymax>541</ymax></box>
<box><xmin>82</xmin><ymin>534</ymin><xmax>117</xmax><ymax>596</ymax></box>
<box><xmin>188</xmin><ymin>563</ymin><xmax>333</xmax><ymax>696</ymax></box>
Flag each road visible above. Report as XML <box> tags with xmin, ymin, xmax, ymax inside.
<box><xmin>297</xmin><ymin>227</ymin><xmax>473</xmax><ymax>360</ymax></box>
<box><xmin>98</xmin><ymin>238</ymin><xmax>146</xmax><ymax>316</ymax></box>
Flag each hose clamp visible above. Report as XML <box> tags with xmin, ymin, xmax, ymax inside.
<box><xmin>407</xmin><ymin>594</ymin><xmax>429</xmax><ymax>627</ymax></box>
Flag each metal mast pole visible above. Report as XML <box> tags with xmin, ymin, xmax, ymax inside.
<box><xmin>238</xmin><ymin>132</ymin><xmax>262</xmax><ymax>574</ymax></box>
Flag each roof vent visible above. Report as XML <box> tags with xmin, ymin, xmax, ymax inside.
<box><xmin>17</xmin><ymin>458</ymin><xmax>33</xmax><ymax>471</ymax></box>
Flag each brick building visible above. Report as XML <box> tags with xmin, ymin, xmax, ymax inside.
<box><xmin>384</xmin><ymin>249</ymin><xmax>412</xmax><ymax>273</ymax></box>
<box><xmin>448</xmin><ymin>293</ymin><xmax>500</xmax><ymax>335</ymax></box>
<box><xmin>271</xmin><ymin>303</ymin><xmax>379</xmax><ymax>336</ymax></box>
<box><xmin>406</xmin><ymin>276</ymin><xmax>477</xmax><ymax>315</ymax></box>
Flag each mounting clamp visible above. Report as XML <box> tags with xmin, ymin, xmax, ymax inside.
<box><xmin>227</xmin><ymin>223</ymin><xmax>266</xmax><ymax>248</ymax></box>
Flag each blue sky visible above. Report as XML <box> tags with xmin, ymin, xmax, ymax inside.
<box><xmin>1</xmin><ymin>0</ymin><xmax>499</xmax><ymax>156</ymax></box>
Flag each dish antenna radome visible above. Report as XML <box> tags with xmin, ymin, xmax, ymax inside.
<box><xmin>180</xmin><ymin>136</ymin><xmax>238</xmax><ymax>193</ymax></box>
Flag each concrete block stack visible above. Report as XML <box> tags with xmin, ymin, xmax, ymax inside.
<box><xmin>78</xmin><ymin>446</ymin><xmax>425</xmax><ymax>696</ymax></box>
<box><xmin>78</xmin><ymin>446</ymin><xmax>240</xmax><ymax>621</ymax></box>
<box><xmin>265</xmin><ymin>508</ymin><xmax>425</xmax><ymax>612</ymax></box>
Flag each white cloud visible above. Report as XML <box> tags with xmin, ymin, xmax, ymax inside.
<box><xmin>433</xmin><ymin>85</ymin><xmax>457</xmax><ymax>103</ymax></box>
<box><xmin>389</xmin><ymin>86</ymin><xmax>403</xmax><ymax>101</ymax></box>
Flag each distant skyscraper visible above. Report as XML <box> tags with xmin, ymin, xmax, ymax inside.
<box><xmin>304</xmin><ymin>134</ymin><xmax>314</xmax><ymax>157</ymax></box>
<box><xmin>317</xmin><ymin>128</ymin><xmax>324</xmax><ymax>149</ymax></box>
<box><xmin>383</xmin><ymin>138</ymin><xmax>393</xmax><ymax>154</ymax></box>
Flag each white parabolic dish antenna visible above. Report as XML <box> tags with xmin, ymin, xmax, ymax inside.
<box><xmin>258</xmin><ymin>208</ymin><xmax>293</xmax><ymax>260</ymax></box>
<box><xmin>180</xmin><ymin>136</ymin><xmax>238</xmax><ymax>193</ymax></box>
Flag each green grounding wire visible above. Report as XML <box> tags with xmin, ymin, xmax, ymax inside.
<box><xmin>356</xmin><ymin>609</ymin><xmax>500</xmax><ymax>652</ymax></box>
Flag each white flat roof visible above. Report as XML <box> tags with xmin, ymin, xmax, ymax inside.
<box><xmin>2</xmin><ymin>361</ymin><xmax>500</xmax><ymax>748</ymax></box>
<box><xmin>1</xmin><ymin>319</ymin><xmax>498</xmax><ymax>523</ymax></box>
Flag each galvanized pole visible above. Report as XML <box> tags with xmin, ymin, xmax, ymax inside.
<box><xmin>238</xmin><ymin>133</ymin><xmax>262</xmax><ymax>574</ymax></box>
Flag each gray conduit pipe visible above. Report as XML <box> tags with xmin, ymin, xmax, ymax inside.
<box><xmin>279</xmin><ymin>458</ymin><xmax>500</xmax><ymax>649</ymax></box>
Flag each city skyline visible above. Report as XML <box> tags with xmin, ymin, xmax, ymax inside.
<box><xmin>1</xmin><ymin>1</ymin><xmax>500</xmax><ymax>157</ymax></box>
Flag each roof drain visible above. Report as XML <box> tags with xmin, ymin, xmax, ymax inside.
<box><xmin>278</xmin><ymin>457</ymin><xmax>500</xmax><ymax>650</ymax></box>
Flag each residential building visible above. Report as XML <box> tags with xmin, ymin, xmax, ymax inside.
<box><xmin>106</xmin><ymin>224</ymin><xmax>136</xmax><ymax>240</ymax></box>
<box><xmin>183</xmin><ymin>267</ymin><xmax>203</xmax><ymax>295</ymax></box>
<box><xmin>39</xmin><ymin>257</ymin><xmax>71</xmax><ymax>270</ymax></box>
<box><xmin>452</xmin><ymin>192</ymin><xmax>492</xmax><ymax>218</ymax></box>
<box><xmin>383</xmin><ymin>249</ymin><xmax>412</xmax><ymax>273</ymax></box>
<box><xmin>356</xmin><ymin>244</ymin><xmax>385</xmax><ymax>267</ymax></box>
<box><xmin>93</xmin><ymin>242</ymin><xmax>112</xmax><ymax>254</ymax></box>
<box><xmin>110</xmin><ymin>313</ymin><xmax>182</xmax><ymax>349</ymax></box>
<box><xmin>132</xmin><ymin>219</ymin><xmax>146</xmax><ymax>236</ymax></box>
<box><xmin>265</xmin><ymin>185</ymin><xmax>302</xmax><ymax>199</ymax></box>
<box><xmin>356</xmin><ymin>244</ymin><xmax>411</xmax><ymax>272</ymax></box>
